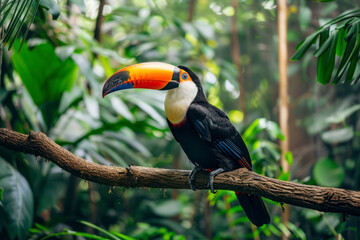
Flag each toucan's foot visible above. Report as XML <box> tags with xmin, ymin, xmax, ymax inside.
<box><xmin>208</xmin><ymin>168</ymin><xmax>225</xmax><ymax>194</ymax></box>
<box><xmin>126</xmin><ymin>164</ymin><xmax>134</xmax><ymax>174</ymax></box>
<box><xmin>189</xmin><ymin>166</ymin><xmax>204</xmax><ymax>191</ymax></box>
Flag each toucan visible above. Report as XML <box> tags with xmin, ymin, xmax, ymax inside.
<box><xmin>102</xmin><ymin>62</ymin><xmax>270</xmax><ymax>227</ymax></box>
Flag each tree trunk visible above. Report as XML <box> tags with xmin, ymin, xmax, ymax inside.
<box><xmin>277</xmin><ymin>0</ymin><xmax>290</xmax><ymax>238</ymax></box>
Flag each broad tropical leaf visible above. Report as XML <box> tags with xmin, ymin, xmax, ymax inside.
<box><xmin>0</xmin><ymin>158</ymin><xmax>34</xmax><ymax>240</ymax></box>
<box><xmin>313</xmin><ymin>158</ymin><xmax>345</xmax><ymax>187</ymax></box>
<box><xmin>11</xmin><ymin>40</ymin><xmax>78</xmax><ymax>128</ymax></box>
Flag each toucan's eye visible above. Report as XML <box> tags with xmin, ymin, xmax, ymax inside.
<box><xmin>181</xmin><ymin>73</ymin><xmax>188</xmax><ymax>80</ymax></box>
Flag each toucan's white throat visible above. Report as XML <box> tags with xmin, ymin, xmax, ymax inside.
<box><xmin>165</xmin><ymin>81</ymin><xmax>198</xmax><ymax>124</ymax></box>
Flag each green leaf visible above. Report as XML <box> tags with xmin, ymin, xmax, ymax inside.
<box><xmin>84</xmin><ymin>95</ymin><xmax>100</xmax><ymax>119</ymax></box>
<box><xmin>287</xmin><ymin>222</ymin><xmax>306</xmax><ymax>240</ymax></box>
<box><xmin>259</xmin><ymin>141</ymin><xmax>281</xmax><ymax>161</ymax></box>
<box><xmin>11</xmin><ymin>40</ymin><xmax>78</xmax><ymax>128</ymax></box>
<box><xmin>302</xmin><ymin>209</ymin><xmax>322</xmax><ymax>220</ymax></box>
<box><xmin>92</xmin><ymin>46</ymin><xmax>131</xmax><ymax>64</ymax></box>
<box><xmin>132</xmin><ymin>98</ymin><xmax>166</xmax><ymax>128</ymax></box>
<box><xmin>58</xmin><ymin>87</ymin><xmax>83</xmax><ymax>114</ymax></box>
<box><xmin>2</xmin><ymin>0</ymin><xmax>24</xmax><ymax>42</ymax></box>
<box><xmin>243</xmin><ymin>118</ymin><xmax>284</xmax><ymax>142</ymax></box>
<box><xmin>4</xmin><ymin>0</ymin><xmax>32</xmax><ymax>48</ymax></box>
<box><xmin>0</xmin><ymin>158</ymin><xmax>34</xmax><ymax>240</ymax></box>
<box><xmin>104</xmin><ymin>132</ymin><xmax>151</xmax><ymax>157</ymax></box>
<box><xmin>147</xmin><ymin>200</ymin><xmax>182</xmax><ymax>217</ymax></box>
<box><xmin>36</xmin><ymin>167</ymin><xmax>68</xmax><ymax>214</ymax></box>
<box><xmin>317</xmin><ymin>29</ymin><xmax>337</xmax><ymax>84</ymax></box>
<box><xmin>291</xmin><ymin>31</ymin><xmax>319</xmax><ymax>60</ymax></box>
<box><xmin>0</xmin><ymin>1</ymin><xmax>16</xmax><ymax>28</ymax></box>
<box><xmin>326</xmin><ymin>104</ymin><xmax>360</xmax><ymax>123</ymax></box>
<box><xmin>100</xmin><ymin>144</ymin><xmax>127</xmax><ymax>166</ymax></box>
<box><xmin>276</xmin><ymin>222</ymin><xmax>291</xmax><ymax>237</ymax></box>
<box><xmin>344</xmin><ymin>19</ymin><xmax>360</xmax><ymax>41</ymax></box>
<box><xmin>0</xmin><ymin>187</ymin><xmax>3</xmax><ymax>201</ymax></box>
<box><xmin>72</xmin><ymin>53</ymin><xmax>100</xmax><ymax>95</ymax></box>
<box><xmin>277</xmin><ymin>172</ymin><xmax>290</xmax><ymax>181</ymax></box>
<box><xmin>55</xmin><ymin>45</ymin><xmax>76</xmax><ymax>61</ymax></box>
<box><xmin>79</xmin><ymin>220</ymin><xmax>123</xmax><ymax>240</ymax></box>
<box><xmin>110</xmin><ymin>231</ymin><xmax>137</xmax><ymax>240</ymax></box>
<box><xmin>17</xmin><ymin>0</ymin><xmax>41</xmax><ymax>50</ymax></box>
<box><xmin>259</xmin><ymin>119</ymin><xmax>285</xmax><ymax>141</ymax></box>
<box><xmin>336</xmin><ymin>27</ymin><xmax>347</xmax><ymax>57</ymax></box>
<box><xmin>313</xmin><ymin>32</ymin><xmax>333</xmax><ymax>58</ymax></box>
<box><xmin>323</xmin><ymin>9</ymin><xmax>360</xmax><ymax>29</ymax></box>
<box><xmin>336</xmin><ymin>25</ymin><xmax>360</xmax><ymax>83</ymax></box>
<box><xmin>313</xmin><ymin>158</ymin><xmax>345</xmax><ymax>187</ymax></box>
<box><xmin>70</xmin><ymin>0</ymin><xmax>86</xmax><ymax>13</ymax></box>
<box><xmin>225</xmin><ymin>205</ymin><xmax>243</xmax><ymax>214</ymax></box>
<box><xmin>110</xmin><ymin>97</ymin><xmax>135</xmax><ymax>122</ymax></box>
<box><xmin>267</xmin><ymin>224</ymin><xmax>282</xmax><ymax>236</ymax></box>
<box><xmin>352</xmin><ymin>72</ymin><xmax>360</xmax><ymax>84</ymax></box>
<box><xmin>41</xmin><ymin>230</ymin><xmax>108</xmax><ymax>240</ymax></box>
<box><xmin>321</xmin><ymin>127</ymin><xmax>354</xmax><ymax>144</ymax></box>
<box><xmin>285</xmin><ymin>151</ymin><xmax>293</xmax><ymax>166</ymax></box>
<box><xmin>344</xmin><ymin>47</ymin><xmax>359</xmax><ymax>82</ymax></box>
<box><xmin>40</xmin><ymin>0</ymin><xmax>60</xmax><ymax>19</ymax></box>
<box><xmin>102</xmin><ymin>138</ymin><xmax>148</xmax><ymax>166</ymax></box>
<box><xmin>333</xmin><ymin>33</ymin><xmax>356</xmax><ymax>83</ymax></box>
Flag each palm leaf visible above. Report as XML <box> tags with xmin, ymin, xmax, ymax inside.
<box><xmin>0</xmin><ymin>0</ymin><xmax>41</xmax><ymax>49</ymax></box>
<box><xmin>291</xmin><ymin>9</ymin><xmax>360</xmax><ymax>84</ymax></box>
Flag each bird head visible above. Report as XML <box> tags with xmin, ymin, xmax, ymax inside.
<box><xmin>102</xmin><ymin>62</ymin><xmax>203</xmax><ymax>98</ymax></box>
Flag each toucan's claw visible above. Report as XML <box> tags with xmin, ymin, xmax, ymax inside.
<box><xmin>126</xmin><ymin>164</ymin><xmax>134</xmax><ymax>175</ymax></box>
<box><xmin>208</xmin><ymin>168</ymin><xmax>225</xmax><ymax>194</ymax></box>
<box><xmin>189</xmin><ymin>166</ymin><xmax>203</xmax><ymax>191</ymax></box>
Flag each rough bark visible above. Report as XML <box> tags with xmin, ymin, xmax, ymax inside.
<box><xmin>1</xmin><ymin>128</ymin><xmax>360</xmax><ymax>216</ymax></box>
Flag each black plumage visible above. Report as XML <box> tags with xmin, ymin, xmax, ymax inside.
<box><xmin>167</xmin><ymin>66</ymin><xmax>270</xmax><ymax>227</ymax></box>
<box><xmin>102</xmin><ymin>62</ymin><xmax>270</xmax><ymax>227</ymax></box>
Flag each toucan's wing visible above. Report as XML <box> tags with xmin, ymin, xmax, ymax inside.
<box><xmin>187</xmin><ymin>103</ymin><xmax>252</xmax><ymax>170</ymax></box>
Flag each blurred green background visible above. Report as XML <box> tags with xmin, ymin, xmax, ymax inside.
<box><xmin>1</xmin><ymin>0</ymin><xmax>360</xmax><ymax>239</ymax></box>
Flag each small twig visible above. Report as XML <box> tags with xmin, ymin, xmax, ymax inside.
<box><xmin>187</xmin><ymin>0</ymin><xmax>196</xmax><ymax>22</ymax></box>
<box><xmin>94</xmin><ymin>0</ymin><xmax>105</xmax><ymax>43</ymax></box>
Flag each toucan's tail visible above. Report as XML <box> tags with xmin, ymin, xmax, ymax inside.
<box><xmin>235</xmin><ymin>192</ymin><xmax>270</xmax><ymax>227</ymax></box>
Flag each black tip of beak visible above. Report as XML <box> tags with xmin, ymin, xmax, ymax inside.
<box><xmin>102</xmin><ymin>71</ymin><xmax>131</xmax><ymax>98</ymax></box>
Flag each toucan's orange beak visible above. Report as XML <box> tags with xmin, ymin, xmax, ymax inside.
<box><xmin>102</xmin><ymin>62</ymin><xmax>181</xmax><ymax>98</ymax></box>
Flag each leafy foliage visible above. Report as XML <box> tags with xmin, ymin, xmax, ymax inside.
<box><xmin>12</xmin><ymin>40</ymin><xmax>78</xmax><ymax>129</ymax></box>
<box><xmin>313</xmin><ymin>158</ymin><xmax>345</xmax><ymax>187</ymax></box>
<box><xmin>1</xmin><ymin>0</ymin><xmax>360</xmax><ymax>240</ymax></box>
<box><xmin>0</xmin><ymin>157</ymin><xmax>34</xmax><ymax>240</ymax></box>
<box><xmin>291</xmin><ymin>9</ymin><xmax>360</xmax><ymax>84</ymax></box>
<box><xmin>0</xmin><ymin>0</ymin><xmax>41</xmax><ymax>49</ymax></box>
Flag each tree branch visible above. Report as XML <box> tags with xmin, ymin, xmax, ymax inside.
<box><xmin>1</xmin><ymin>128</ymin><xmax>360</xmax><ymax>216</ymax></box>
<box><xmin>187</xmin><ymin>0</ymin><xmax>196</xmax><ymax>22</ymax></box>
<box><xmin>94</xmin><ymin>0</ymin><xmax>105</xmax><ymax>43</ymax></box>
